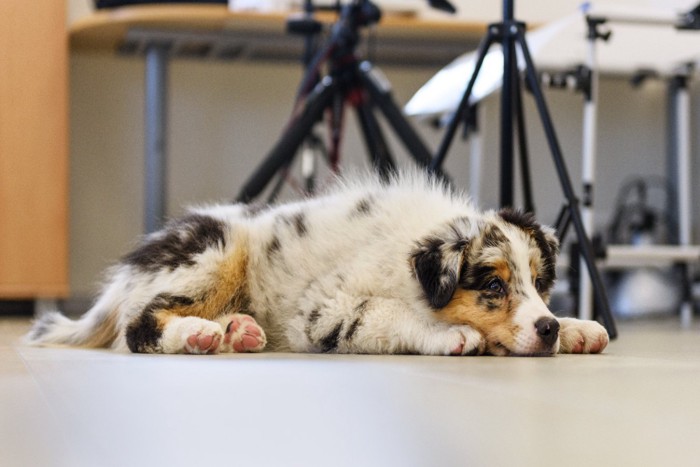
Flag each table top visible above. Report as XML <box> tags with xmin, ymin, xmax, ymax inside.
<box><xmin>70</xmin><ymin>4</ymin><xmax>487</xmax><ymax>53</ymax></box>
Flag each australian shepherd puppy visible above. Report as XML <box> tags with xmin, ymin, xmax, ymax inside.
<box><xmin>26</xmin><ymin>170</ymin><xmax>608</xmax><ymax>356</ymax></box>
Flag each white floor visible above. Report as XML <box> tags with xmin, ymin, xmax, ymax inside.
<box><xmin>2</xmin><ymin>316</ymin><xmax>699</xmax><ymax>467</ymax></box>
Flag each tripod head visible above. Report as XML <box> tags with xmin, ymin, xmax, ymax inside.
<box><xmin>290</xmin><ymin>0</ymin><xmax>456</xmax><ymax>26</ymax></box>
<box><xmin>335</xmin><ymin>0</ymin><xmax>382</xmax><ymax>29</ymax></box>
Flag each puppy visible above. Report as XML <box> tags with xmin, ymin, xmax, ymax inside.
<box><xmin>26</xmin><ymin>170</ymin><xmax>608</xmax><ymax>356</ymax></box>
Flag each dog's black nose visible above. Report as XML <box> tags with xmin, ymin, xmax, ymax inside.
<box><xmin>535</xmin><ymin>317</ymin><xmax>560</xmax><ymax>346</ymax></box>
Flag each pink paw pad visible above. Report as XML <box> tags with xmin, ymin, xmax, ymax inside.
<box><xmin>224</xmin><ymin>315</ymin><xmax>266</xmax><ymax>353</ymax></box>
<box><xmin>450</xmin><ymin>339</ymin><xmax>465</xmax><ymax>356</ymax></box>
<box><xmin>185</xmin><ymin>332</ymin><xmax>221</xmax><ymax>354</ymax></box>
<box><xmin>449</xmin><ymin>331</ymin><xmax>484</xmax><ymax>356</ymax></box>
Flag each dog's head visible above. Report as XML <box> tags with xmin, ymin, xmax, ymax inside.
<box><xmin>411</xmin><ymin>208</ymin><xmax>560</xmax><ymax>356</ymax></box>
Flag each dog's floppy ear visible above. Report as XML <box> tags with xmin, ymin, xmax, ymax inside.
<box><xmin>410</xmin><ymin>236</ymin><xmax>467</xmax><ymax>309</ymax></box>
<box><xmin>498</xmin><ymin>207</ymin><xmax>559</xmax><ymax>257</ymax></box>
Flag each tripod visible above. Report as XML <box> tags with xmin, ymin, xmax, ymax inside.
<box><xmin>430</xmin><ymin>0</ymin><xmax>618</xmax><ymax>338</ymax></box>
<box><xmin>235</xmin><ymin>0</ymin><xmax>438</xmax><ymax>203</ymax></box>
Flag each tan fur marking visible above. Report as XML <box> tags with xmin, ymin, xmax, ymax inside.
<box><xmin>82</xmin><ymin>309</ymin><xmax>120</xmax><ymax>348</ymax></box>
<box><xmin>435</xmin><ymin>289</ymin><xmax>521</xmax><ymax>354</ymax></box>
<box><xmin>493</xmin><ymin>259</ymin><xmax>511</xmax><ymax>284</ymax></box>
<box><xmin>153</xmin><ymin>310</ymin><xmax>176</xmax><ymax>329</ymax></box>
<box><xmin>162</xmin><ymin>236</ymin><xmax>251</xmax><ymax>321</ymax></box>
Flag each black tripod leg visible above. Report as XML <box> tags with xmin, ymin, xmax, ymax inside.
<box><xmin>432</xmin><ymin>26</ymin><xmax>499</xmax><ymax>171</ymax></box>
<box><xmin>515</xmin><ymin>29</ymin><xmax>617</xmax><ymax>339</ymax></box>
<box><xmin>500</xmin><ymin>27</ymin><xmax>517</xmax><ymax>208</ymax></box>
<box><xmin>354</xmin><ymin>96</ymin><xmax>396</xmax><ymax>179</ymax></box>
<box><xmin>554</xmin><ymin>203</ymin><xmax>572</xmax><ymax>240</ymax></box>
<box><xmin>513</xmin><ymin>71</ymin><xmax>535</xmax><ymax>213</ymax></box>
<box><xmin>357</xmin><ymin>62</ymin><xmax>433</xmax><ymax>171</ymax></box>
<box><xmin>236</xmin><ymin>77</ymin><xmax>338</xmax><ymax>203</ymax></box>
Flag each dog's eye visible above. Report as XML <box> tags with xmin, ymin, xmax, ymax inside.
<box><xmin>485</xmin><ymin>278</ymin><xmax>505</xmax><ymax>295</ymax></box>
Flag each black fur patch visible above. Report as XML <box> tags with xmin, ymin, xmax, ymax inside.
<box><xmin>304</xmin><ymin>309</ymin><xmax>320</xmax><ymax>343</ymax></box>
<box><xmin>450</xmin><ymin>238</ymin><xmax>469</xmax><ymax>252</ymax></box>
<box><xmin>352</xmin><ymin>197</ymin><xmax>374</xmax><ymax>217</ymax></box>
<box><xmin>292</xmin><ymin>213</ymin><xmax>308</xmax><ymax>237</ymax></box>
<box><xmin>354</xmin><ymin>299</ymin><xmax>369</xmax><ymax>314</ymax></box>
<box><xmin>477</xmin><ymin>294</ymin><xmax>501</xmax><ymax>311</ymax></box>
<box><xmin>308</xmin><ymin>309</ymin><xmax>320</xmax><ymax>324</ymax></box>
<box><xmin>123</xmin><ymin>215</ymin><xmax>226</xmax><ymax>272</ymax></box>
<box><xmin>266</xmin><ymin>236</ymin><xmax>281</xmax><ymax>258</ymax></box>
<box><xmin>345</xmin><ymin>317</ymin><xmax>362</xmax><ymax>341</ymax></box>
<box><xmin>319</xmin><ymin>322</ymin><xmax>343</xmax><ymax>353</ymax></box>
<box><xmin>126</xmin><ymin>294</ymin><xmax>194</xmax><ymax>353</ymax></box>
<box><xmin>126</xmin><ymin>311</ymin><xmax>160</xmax><ymax>353</ymax></box>
<box><xmin>279</xmin><ymin>212</ymin><xmax>308</xmax><ymax>237</ymax></box>
<box><xmin>345</xmin><ymin>299</ymin><xmax>368</xmax><ymax>342</ymax></box>
<box><xmin>482</xmin><ymin>225</ymin><xmax>508</xmax><ymax>249</ymax></box>
<box><xmin>498</xmin><ymin>208</ymin><xmax>538</xmax><ymax>232</ymax></box>
<box><xmin>411</xmin><ymin>237</ymin><xmax>458</xmax><ymax>309</ymax></box>
<box><xmin>462</xmin><ymin>264</ymin><xmax>495</xmax><ymax>290</ymax></box>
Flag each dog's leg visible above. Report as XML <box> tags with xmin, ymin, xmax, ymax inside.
<box><xmin>556</xmin><ymin>317</ymin><xmax>609</xmax><ymax>354</ymax></box>
<box><xmin>300</xmin><ymin>296</ymin><xmax>486</xmax><ymax>355</ymax></box>
<box><xmin>125</xmin><ymin>294</ymin><xmax>267</xmax><ymax>354</ymax></box>
<box><xmin>126</xmin><ymin>305</ymin><xmax>223</xmax><ymax>354</ymax></box>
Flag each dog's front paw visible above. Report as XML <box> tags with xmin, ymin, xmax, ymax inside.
<box><xmin>445</xmin><ymin>326</ymin><xmax>486</xmax><ymax>356</ymax></box>
<box><xmin>557</xmin><ymin>318</ymin><xmax>609</xmax><ymax>354</ymax></box>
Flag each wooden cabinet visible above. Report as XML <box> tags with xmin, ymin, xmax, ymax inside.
<box><xmin>0</xmin><ymin>1</ymin><xmax>69</xmax><ymax>298</ymax></box>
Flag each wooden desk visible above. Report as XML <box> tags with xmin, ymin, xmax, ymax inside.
<box><xmin>70</xmin><ymin>5</ymin><xmax>485</xmax><ymax>231</ymax></box>
<box><xmin>70</xmin><ymin>5</ymin><xmax>486</xmax><ymax>62</ymax></box>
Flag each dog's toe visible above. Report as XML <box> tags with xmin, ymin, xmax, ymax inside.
<box><xmin>185</xmin><ymin>332</ymin><xmax>221</xmax><ymax>354</ymax></box>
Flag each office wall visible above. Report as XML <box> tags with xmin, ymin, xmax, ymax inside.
<box><xmin>67</xmin><ymin>1</ymin><xmax>699</xmax><ymax>297</ymax></box>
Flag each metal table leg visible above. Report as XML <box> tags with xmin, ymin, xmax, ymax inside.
<box><xmin>674</xmin><ymin>76</ymin><xmax>694</xmax><ymax>327</ymax></box>
<box><xmin>144</xmin><ymin>43</ymin><xmax>169</xmax><ymax>233</ymax></box>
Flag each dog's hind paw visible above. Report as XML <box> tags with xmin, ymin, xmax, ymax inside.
<box><xmin>218</xmin><ymin>314</ymin><xmax>267</xmax><ymax>353</ymax></box>
<box><xmin>185</xmin><ymin>331</ymin><xmax>221</xmax><ymax>355</ymax></box>
<box><xmin>161</xmin><ymin>317</ymin><xmax>223</xmax><ymax>354</ymax></box>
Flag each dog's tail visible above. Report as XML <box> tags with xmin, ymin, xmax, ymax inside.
<box><xmin>24</xmin><ymin>284</ymin><xmax>121</xmax><ymax>349</ymax></box>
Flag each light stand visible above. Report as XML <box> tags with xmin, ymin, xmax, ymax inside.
<box><xmin>577</xmin><ymin>17</ymin><xmax>610</xmax><ymax>321</ymax></box>
<box><xmin>430</xmin><ymin>0</ymin><xmax>618</xmax><ymax>338</ymax></box>
<box><xmin>669</xmin><ymin>71</ymin><xmax>695</xmax><ymax>327</ymax></box>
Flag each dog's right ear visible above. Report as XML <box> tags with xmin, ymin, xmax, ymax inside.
<box><xmin>410</xmin><ymin>236</ymin><xmax>467</xmax><ymax>309</ymax></box>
